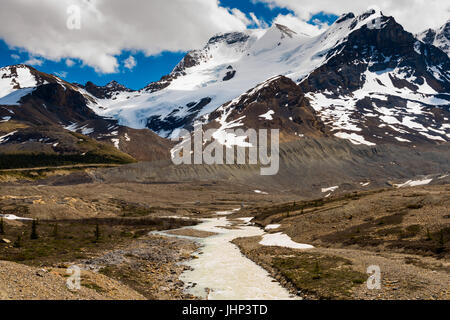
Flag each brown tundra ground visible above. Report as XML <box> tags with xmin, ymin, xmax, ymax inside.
<box><xmin>0</xmin><ymin>174</ymin><xmax>449</xmax><ymax>300</ymax></box>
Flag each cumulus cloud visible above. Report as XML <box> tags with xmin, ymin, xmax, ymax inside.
<box><xmin>256</xmin><ymin>0</ymin><xmax>450</xmax><ymax>33</ymax></box>
<box><xmin>24</xmin><ymin>57</ymin><xmax>44</xmax><ymax>66</ymax></box>
<box><xmin>2</xmin><ymin>0</ymin><xmax>447</xmax><ymax>74</ymax></box>
<box><xmin>123</xmin><ymin>55</ymin><xmax>137</xmax><ymax>71</ymax></box>
<box><xmin>54</xmin><ymin>71</ymin><xmax>68</xmax><ymax>78</ymax></box>
<box><xmin>0</xmin><ymin>0</ymin><xmax>249</xmax><ymax>73</ymax></box>
<box><xmin>230</xmin><ymin>8</ymin><xmax>251</xmax><ymax>26</ymax></box>
<box><xmin>65</xmin><ymin>59</ymin><xmax>75</xmax><ymax>67</ymax></box>
<box><xmin>249</xmin><ymin>12</ymin><xmax>268</xmax><ymax>29</ymax></box>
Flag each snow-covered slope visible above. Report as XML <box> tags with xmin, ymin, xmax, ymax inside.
<box><xmin>301</xmin><ymin>13</ymin><xmax>450</xmax><ymax>146</ymax></box>
<box><xmin>2</xmin><ymin>10</ymin><xmax>449</xmax><ymax>149</ymax></box>
<box><xmin>0</xmin><ymin>65</ymin><xmax>47</xmax><ymax>103</ymax></box>
<box><xmin>83</xmin><ymin>10</ymin><xmax>449</xmax><ymax>148</ymax></box>
<box><xmin>0</xmin><ymin>65</ymin><xmax>171</xmax><ymax>162</ymax></box>
<box><xmin>417</xmin><ymin>20</ymin><xmax>450</xmax><ymax>57</ymax></box>
<box><xmin>88</xmin><ymin>12</ymin><xmax>393</xmax><ymax>137</ymax></box>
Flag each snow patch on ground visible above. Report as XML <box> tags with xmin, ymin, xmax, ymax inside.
<box><xmin>334</xmin><ymin>132</ymin><xmax>376</xmax><ymax>146</ymax></box>
<box><xmin>0</xmin><ymin>131</ymin><xmax>17</xmax><ymax>144</ymax></box>
<box><xmin>321</xmin><ymin>186</ymin><xmax>339</xmax><ymax>193</ymax></box>
<box><xmin>0</xmin><ymin>88</ymin><xmax>34</xmax><ymax>105</ymax></box>
<box><xmin>111</xmin><ymin>138</ymin><xmax>120</xmax><ymax>149</ymax></box>
<box><xmin>0</xmin><ymin>214</ymin><xmax>33</xmax><ymax>221</ymax></box>
<box><xmin>265</xmin><ymin>224</ymin><xmax>281</xmax><ymax>230</ymax></box>
<box><xmin>394</xmin><ymin>178</ymin><xmax>433</xmax><ymax>188</ymax></box>
<box><xmin>216</xmin><ymin>208</ymin><xmax>240</xmax><ymax>216</ymax></box>
<box><xmin>259</xmin><ymin>110</ymin><xmax>274</xmax><ymax>120</ymax></box>
<box><xmin>259</xmin><ymin>233</ymin><xmax>314</xmax><ymax>249</ymax></box>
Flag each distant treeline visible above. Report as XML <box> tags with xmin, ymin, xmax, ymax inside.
<box><xmin>0</xmin><ymin>153</ymin><xmax>135</xmax><ymax>169</ymax></box>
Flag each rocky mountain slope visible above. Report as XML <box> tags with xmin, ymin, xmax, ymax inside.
<box><xmin>417</xmin><ymin>20</ymin><xmax>450</xmax><ymax>57</ymax></box>
<box><xmin>79</xmin><ymin>10</ymin><xmax>449</xmax><ymax>149</ymax></box>
<box><xmin>1</xmin><ymin>10</ymin><xmax>449</xmax><ymax>170</ymax></box>
<box><xmin>0</xmin><ymin>65</ymin><xmax>171</xmax><ymax>165</ymax></box>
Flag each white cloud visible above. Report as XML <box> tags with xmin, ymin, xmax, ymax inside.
<box><xmin>249</xmin><ymin>12</ymin><xmax>268</xmax><ymax>29</ymax></box>
<box><xmin>256</xmin><ymin>0</ymin><xmax>450</xmax><ymax>33</ymax></box>
<box><xmin>0</xmin><ymin>0</ymin><xmax>249</xmax><ymax>73</ymax></box>
<box><xmin>54</xmin><ymin>71</ymin><xmax>68</xmax><ymax>78</ymax></box>
<box><xmin>65</xmin><ymin>59</ymin><xmax>75</xmax><ymax>67</ymax></box>
<box><xmin>230</xmin><ymin>8</ymin><xmax>251</xmax><ymax>26</ymax></box>
<box><xmin>273</xmin><ymin>14</ymin><xmax>327</xmax><ymax>36</ymax></box>
<box><xmin>123</xmin><ymin>55</ymin><xmax>137</xmax><ymax>71</ymax></box>
<box><xmin>2</xmin><ymin>0</ymin><xmax>447</xmax><ymax>75</ymax></box>
<box><xmin>10</xmin><ymin>54</ymin><xmax>20</xmax><ymax>60</ymax></box>
<box><xmin>24</xmin><ymin>57</ymin><xmax>43</xmax><ymax>66</ymax></box>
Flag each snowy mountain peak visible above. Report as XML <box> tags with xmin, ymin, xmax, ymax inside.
<box><xmin>417</xmin><ymin>20</ymin><xmax>450</xmax><ymax>57</ymax></box>
<box><xmin>82</xmin><ymin>80</ymin><xmax>134</xmax><ymax>100</ymax></box>
<box><xmin>207</xmin><ymin>31</ymin><xmax>251</xmax><ymax>46</ymax></box>
<box><xmin>335</xmin><ymin>12</ymin><xmax>356</xmax><ymax>24</ymax></box>
<box><xmin>274</xmin><ymin>24</ymin><xmax>297</xmax><ymax>39</ymax></box>
<box><xmin>0</xmin><ymin>64</ymin><xmax>57</xmax><ymax>105</ymax></box>
<box><xmin>4</xmin><ymin>10</ymin><xmax>447</xmax><ymax>149</ymax></box>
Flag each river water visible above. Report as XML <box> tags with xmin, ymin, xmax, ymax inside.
<box><xmin>160</xmin><ymin>216</ymin><xmax>296</xmax><ymax>300</ymax></box>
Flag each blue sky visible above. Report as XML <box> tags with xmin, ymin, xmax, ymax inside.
<box><xmin>0</xmin><ymin>0</ymin><xmax>337</xmax><ymax>90</ymax></box>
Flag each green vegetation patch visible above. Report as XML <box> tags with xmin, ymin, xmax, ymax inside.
<box><xmin>0</xmin><ymin>217</ymin><xmax>197</xmax><ymax>266</ymax></box>
<box><xmin>0</xmin><ymin>152</ymin><xmax>135</xmax><ymax>170</ymax></box>
<box><xmin>273</xmin><ymin>252</ymin><xmax>367</xmax><ymax>299</ymax></box>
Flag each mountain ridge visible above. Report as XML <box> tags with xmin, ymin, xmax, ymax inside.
<box><xmin>0</xmin><ymin>10</ymin><xmax>449</xmax><ymax>167</ymax></box>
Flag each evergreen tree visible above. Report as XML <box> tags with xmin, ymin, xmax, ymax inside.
<box><xmin>438</xmin><ymin>230</ymin><xmax>445</xmax><ymax>247</ymax></box>
<box><xmin>426</xmin><ymin>228</ymin><xmax>432</xmax><ymax>241</ymax></box>
<box><xmin>30</xmin><ymin>219</ymin><xmax>38</xmax><ymax>240</ymax></box>
<box><xmin>52</xmin><ymin>224</ymin><xmax>58</xmax><ymax>238</ymax></box>
<box><xmin>94</xmin><ymin>224</ymin><xmax>100</xmax><ymax>242</ymax></box>
<box><xmin>0</xmin><ymin>217</ymin><xmax>4</xmax><ymax>235</ymax></box>
<box><xmin>13</xmin><ymin>235</ymin><xmax>22</xmax><ymax>248</ymax></box>
<box><xmin>313</xmin><ymin>261</ymin><xmax>321</xmax><ymax>279</ymax></box>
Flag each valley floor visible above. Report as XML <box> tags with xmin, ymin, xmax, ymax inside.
<box><xmin>0</xmin><ymin>179</ymin><xmax>449</xmax><ymax>300</ymax></box>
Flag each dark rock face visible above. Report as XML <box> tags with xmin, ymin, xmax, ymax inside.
<box><xmin>83</xmin><ymin>80</ymin><xmax>134</xmax><ymax>99</ymax></box>
<box><xmin>420</xmin><ymin>29</ymin><xmax>437</xmax><ymax>44</ymax></box>
<box><xmin>147</xmin><ymin>97</ymin><xmax>212</xmax><ymax>134</ymax></box>
<box><xmin>143</xmin><ymin>75</ymin><xmax>172</xmax><ymax>93</ymax></box>
<box><xmin>274</xmin><ymin>24</ymin><xmax>297</xmax><ymax>38</ymax></box>
<box><xmin>297</xmin><ymin>13</ymin><xmax>450</xmax><ymax>146</ymax></box>
<box><xmin>223</xmin><ymin>70</ymin><xmax>236</xmax><ymax>81</ymax></box>
<box><xmin>418</xmin><ymin>21</ymin><xmax>450</xmax><ymax>56</ymax></box>
<box><xmin>208</xmin><ymin>32</ymin><xmax>250</xmax><ymax>45</ymax></box>
<box><xmin>208</xmin><ymin>76</ymin><xmax>327</xmax><ymax>140</ymax></box>
<box><xmin>301</xmin><ymin>15</ymin><xmax>450</xmax><ymax>95</ymax></box>
<box><xmin>171</xmin><ymin>52</ymin><xmax>202</xmax><ymax>75</ymax></box>
<box><xmin>0</xmin><ymin>75</ymin><xmax>171</xmax><ymax>162</ymax></box>
<box><xmin>335</xmin><ymin>12</ymin><xmax>356</xmax><ymax>24</ymax></box>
